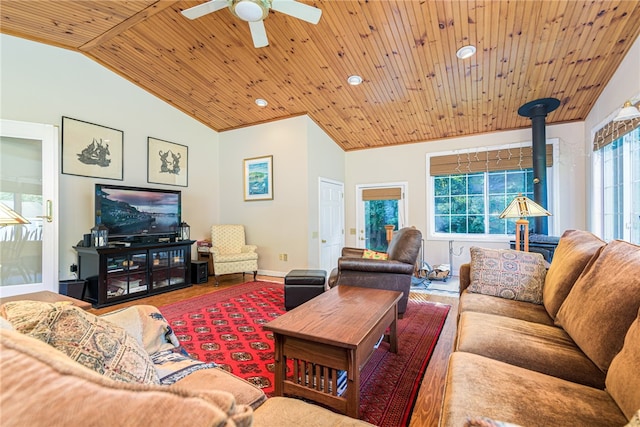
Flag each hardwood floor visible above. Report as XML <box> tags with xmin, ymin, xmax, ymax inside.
<box><xmin>89</xmin><ymin>274</ymin><xmax>457</xmax><ymax>427</ymax></box>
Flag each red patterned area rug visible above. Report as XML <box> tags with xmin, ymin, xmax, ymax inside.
<box><xmin>159</xmin><ymin>281</ymin><xmax>450</xmax><ymax>427</ymax></box>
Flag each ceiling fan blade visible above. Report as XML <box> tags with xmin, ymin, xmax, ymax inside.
<box><xmin>271</xmin><ymin>0</ymin><xmax>322</xmax><ymax>24</ymax></box>
<box><xmin>248</xmin><ymin>20</ymin><xmax>269</xmax><ymax>48</ymax></box>
<box><xmin>181</xmin><ymin>0</ymin><xmax>229</xmax><ymax>20</ymax></box>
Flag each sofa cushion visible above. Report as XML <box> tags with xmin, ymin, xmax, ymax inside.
<box><xmin>456</xmin><ymin>311</ymin><xmax>605</xmax><ymax>388</ymax></box>
<box><xmin>172</xmin><ymin>364</ymin><xmax>268</xmax><ymax>410</ymax></box>
<box><xmin>468</xmin><ymin>247</ymin><xmax>547</xmax><ymax>304</ymax></box>
<box><xmin>252</xmin><ymin>396</ymin><xmax>375</xmax><ymax>426</ymax></box>
<box><xmin>458</xmin><ymin>291</ymin><xmax>554</xmax><ymax>325</ymax></box>
<box><xmin>439</xmin><ymin>352</ymin><xmax>627</xmax><ymax>427</ymax></box>
<box><xmin>543</xmin><ymin>229</ymin><xmax>606</xmax><ymax>319</ymax></box>
<box><xmin>1</xmin><ymin>301</ymin><xmax>159</xmax><ymax>384</ymax></box>
<box><xmin>0</xmin><ymin>328</ymin><xmax>252</xmax><ymax>427</ymax></box>
<box><xmin>555</xmin><ymin>239</ymin><xmax>640</xmax><ymax>372</ymax></box>
<box><xmin>606</xmin><ymin>307</ymin><xmax>640</xmax><ymax>419</ymax></box>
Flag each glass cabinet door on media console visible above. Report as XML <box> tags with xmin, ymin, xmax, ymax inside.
<box><xmin>105</xmin><ymin>251</ymin><xmax>148</xmax><ymax>302</ymax></box>
<box><xmin>150</xmin><ymin>247</ymin><xmax>187</xmax><ymax>290</ymax></box>
<box><xmin>74</xmin><ymin>241</ymin><xmax>193</xmax><ymax>308</ymax></box>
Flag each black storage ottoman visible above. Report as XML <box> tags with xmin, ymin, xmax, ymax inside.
<box><xmin>284</xmin><ymin>269</ymin><xmax>327</xmax><ymax>310</ymax></box>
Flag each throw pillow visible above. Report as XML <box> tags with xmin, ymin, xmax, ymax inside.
<box><xmin>555</xmin><ymin>239</ymin><xmax>640</xmax><ymax>372</ymax></box>
<box><xmin>625</xmin><ymin>410</ymin><xmax>640</xmax><ymax>427</ymax></box>
<box><xmin>468</xmin><ymin>247</ymin><xmax>547</xmax><ymax>304</ymax></box>
<box><xmin>362</xmin><ymin>249</ymin><xmax>388</xmax><ymax>260</ymax></box>
<box><xmin>464</xmin><ymin>417</ymin><xmax>522</xmax><ymax>427</ymax></box>
<box><xmin>543</xmin><ymin>229</ymin><xmax>606</xmax><ymax>319</ymax></box>
<box><xmin>1</xmin><ymin>300</ymin><xmax>159</xmax><ymax>384</ymax></box>
<box><xmin>101</xmin><ymin>305</ymin><xmax>180</xmax><ymax>355</ymax></box>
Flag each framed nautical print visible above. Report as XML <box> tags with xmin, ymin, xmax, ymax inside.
<box><xmin>147</xmin><ymin>137</ymin><xmax>188</xmax><ymax>187</ymax></box>
<box><xmin>61</xmin><ymin>116</ymin><xmax>123</xmax><ymax>180</ymax></box>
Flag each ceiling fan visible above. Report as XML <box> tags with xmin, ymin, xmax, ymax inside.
<box><xmin>181</xmin><ymin>0</ymin><xmax>322</xmax><ymax>48</ymax></box>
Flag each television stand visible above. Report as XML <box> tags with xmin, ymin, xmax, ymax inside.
<box><xmin>74</xmin><ymin>240</ymin><xmax>194</xmax><ymax>308</ymax></box>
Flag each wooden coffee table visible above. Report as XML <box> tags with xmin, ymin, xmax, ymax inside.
<box><xmin>264</xmin><ymin>285</ymin><xmax>403</xmax><ymax>418</ymax></box>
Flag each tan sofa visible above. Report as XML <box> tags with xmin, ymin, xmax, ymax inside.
<box><xmin>440</xmin><ymin>230</ymin><xmax>640</xmax><ymax>426</ymax></box>
<box><xmin>0</xmin><ymin>301</ymin><xmax>372</xmax><ymax>426</ymax></box>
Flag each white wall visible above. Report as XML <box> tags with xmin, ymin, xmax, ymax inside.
<box><xmin>345</xmin><ymin>122</ymin><xmax>587</xmax><ymax>268</ymax></box>
<box><xmin>3</xmin><ymin>30</ymin><xmax>636</xmax><ymax>280</ymax></box>
<box><xmin>1</xmin><ymin>34</ymin><xmax>220</xmax><ymax>280</ymax></box>
<box><xmin>584</xmin><ymin>35</ymin><xmax>640</xmax><ymax>230</ymax></box>
<box><xmin>218</xmin><ymin>116</ymin><xmax>345</xmax><ymax>275</ymax></box>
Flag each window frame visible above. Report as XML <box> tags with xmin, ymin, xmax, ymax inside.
<box><xmin>426</xmin><ymin>139</ymin><xmax>559</xmax><ymax>242</ymax></box>
<box><xmin>592</xmin><ymin>127</ymin><xmax>640</xmax><ymax>242</ymax></box>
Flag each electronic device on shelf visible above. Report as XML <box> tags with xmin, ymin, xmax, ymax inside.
<box><xmin>94</xmin><ymin>183</ymin><xmax>182</xmax><ymax>243</ymax></box>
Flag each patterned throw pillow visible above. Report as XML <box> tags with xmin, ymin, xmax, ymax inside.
<box><xmin>1</xmin><ymin>301</ymin><xmax>159</xmax><ymax>385</ymax></box>
<box><xmin>362</xmin><ymin>249</ymin><xmax>389</xmax><ymax>260</ymax></box>
<box><xmin>468</xmin><ymin>247</ymin><xmax>547</xmax><ymax>304</ymax></box>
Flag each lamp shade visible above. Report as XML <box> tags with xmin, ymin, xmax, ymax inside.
<box><xmin>499</xmin><ymin>194</ymin><xmax>552</xmax><ymax>219</ymax></box>
<box><xmin>0</xmin><ymin>203</ymin><xmax>30</xmax><ymax>226</ymax></box>
<box><xmin>613</xmin><ymin>101</ymin><xmax>640</xmax><ymax>122</ymax></box>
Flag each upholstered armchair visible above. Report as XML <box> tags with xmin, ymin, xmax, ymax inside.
<box><xmin>209</xmin><ymin>225</ymin><xmax>258</xmax><ymax>285</ymax></box>
<box><xmin>328</xmin><ymin>227</ymin><xmax>422</xmax><ymax>317</ymax></box>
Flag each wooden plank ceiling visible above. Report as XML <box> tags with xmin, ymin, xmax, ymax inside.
<box><xmin>2</xmin><ymin>1</ymin><xmax>639</xmax><ymax>151</ymax></box>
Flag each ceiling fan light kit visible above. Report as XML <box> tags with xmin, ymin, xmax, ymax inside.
<box><xmin>182</xmin><ymin>0</ymin><xmax>322</xmax><ymax>48</ymax></box>
<box><xmin>232</xmin><ymin>0</ymin><xmax>269</xmax><ymax>22</ymax></box>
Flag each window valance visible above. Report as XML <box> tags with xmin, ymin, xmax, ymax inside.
<box><xmin>362</xmin><ymin>187</ymin><xmax>402</xmax><ymax>201</ymax></box>
<box><xmin>429</xmin><ymin>144</ymin><xmax>553</xmax><ymax>176</ymax></box>
<box><xmin>592</xmin><ymin>104</ymin><xmax>640</xmax><ymax>151</ymax></box>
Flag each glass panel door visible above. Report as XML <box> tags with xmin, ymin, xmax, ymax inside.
<box><xmin>356</xmin><ymin>183</ymin><xmax>408</xmax><ymax>251</ymax></box>
<box><xmin>0</xmin><ymin>120</ymin><xmax>58</xmax><ymax>297</ymax></box>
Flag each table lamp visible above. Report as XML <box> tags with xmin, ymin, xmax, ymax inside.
<box><xmin>0</xmin><ymin>203</ymin><xmax>30</xmax><ymax>226</ymax></box>
<box><xmin>499</xmin><ymin>194</ymin><xmax>551</xmax><ymax>251</ymax></box>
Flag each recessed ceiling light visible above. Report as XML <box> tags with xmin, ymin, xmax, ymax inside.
<box><xmin>255</xmin><ymin>98</ymin><xmax>268</xmax><ymax>107</ymax></box>
<box><xmin>347</xmin><ymin>75</ymin><xmax>363</xmax><ymax>86</ymax></box>
<box><xmin>456</xmin><ymin>45</ymin><xmax>476</xmax><ymax>59</ymax></box>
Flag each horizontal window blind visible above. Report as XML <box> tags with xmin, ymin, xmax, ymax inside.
<box><xmin>362</xmin><ymin>187</ymin><xmax>402</xmax><ymax>200</ymax></box>
<box><xmin>429</xmin><ymin>144</ymin><xmax>553</xmax><ymax>176</ymax></box>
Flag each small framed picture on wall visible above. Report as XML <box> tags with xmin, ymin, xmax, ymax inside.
<box><xmin>147</xmin><ymin>137</ymin><xmax>188</xmax><ymax>187</ymax></box>
<box><xmin>243</xmin><ymin>155</ymin><xmax>273</xmax><ymax>201</ymax></box>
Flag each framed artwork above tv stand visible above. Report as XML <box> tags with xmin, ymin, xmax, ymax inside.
<box><xmin>74</xmin><ymin>240</ymin><xmax>195</xmax><ymax>308</ymax></box>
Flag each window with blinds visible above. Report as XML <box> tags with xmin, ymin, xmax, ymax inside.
<box><xmin>428</xmin><ymin>143</ymin><xmax>555</xmax><ymax>237</ymax></box>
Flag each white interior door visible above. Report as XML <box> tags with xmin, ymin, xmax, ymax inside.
<box><xmin>0</xmin><ymin>119</ymin><xmax>58</xmax><ymax>297</ymax></box>
<box><xmin>319</xmin><ymin>178</ymin><xmax>344</xmax><ymax>272</ymax></box>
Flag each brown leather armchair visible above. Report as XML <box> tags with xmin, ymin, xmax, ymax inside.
<box><xmin>328</xmin><ymin>227</ymin><xmax>422</xmax><ymax>317</ymax></box>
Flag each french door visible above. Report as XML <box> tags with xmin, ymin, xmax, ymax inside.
<box><xmin>0</xmin><ymin>119</ymin><xmax>58</xmax><ymax>297</ymax></box>
<box><xmin>355</xmin><ymin>183</ymin><xmax>408</xmax><ymax>251</ymax></box>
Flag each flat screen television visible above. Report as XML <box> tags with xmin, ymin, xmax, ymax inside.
<box><xmin>95</xmin><ymin>184</ymin><xmax>181</xmax><ymax>241</ymax></box>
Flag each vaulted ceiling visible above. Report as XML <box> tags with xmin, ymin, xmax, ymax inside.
<box><xmin>2</xmin><ymin>1</ymin><xmax>639</xmax><ymax>151</ymax></box>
